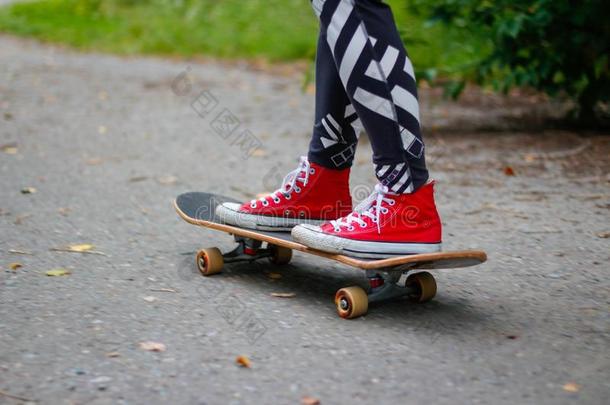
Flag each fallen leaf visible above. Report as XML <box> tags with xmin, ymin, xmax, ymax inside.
<box><xmin>58</xmin><ymin>207</ymin><xmax>71</xmax><ymax>216</ymax></box>
<box><xmin>302</xmin><ymin>396</ymin><xmax>321</xmax><ymax>405</ymax></box>
<box><xmin>596</xmin><ymin>232</ymin><xmax>610</xmax><ymax>239</ymax></box>
<box><xmin>139</xmin><ymin>341</ymin><xmax>166</xmax><ymax>352</ymax></box>
<box><xmin>1</xmin><ymin>145</ymin><xmax>17</xmax><ymax>154</ymax></box>
<box><xmin>21</xmin><ymin>187</ymin><xmax>37</xmax><ymax>194</ymax></box>
<box><xmin>271</xmin><ymin>292</ymin><xmax>296</xmax><ymax>298</ymax></box>
<box><xmin>251</xmin><ymin>149</ymin><xmax>267</xmax><ymax>157</ymax></box>
<box><xmin>268</xmin><ymin>273</ymin><xmax>282</xmax><ymax>280</ymax></box>
<box><xmin>105</xmin><ymin>352</ymin><xmax>120</xmax><ymax>358</ymax></box>
<box><xmin>8</xmin><ymin>249</ymin><xmax>32</xmax><ymax>255</ymax></box>
<box><xmin>157</xmin><ymin>175</ymin><xmax>178</xmax><ymax>185</ymax></box>
<box><xmin>563</xmin><ymin>382</ymin><xmax>580</xmax><ymax>393</ymax></box>
<box><xmin>142</xmin><ymin>296</ymin><xmax>157</xmax><ymax>303</ymax></box>
<box><xmin>66</xmin><ymin>244</ymin><xmax>94</xmax><ymax>252</ymax></box>
<box><xmin>9</xmin><ymin>262</ymin><xmax>22</xmax><ymax>270</ymax></box>
<box><xmin>51</xmin><ymin>244</ymin><xmax>106</xmax><ymax>255</ymax></box>
<box><xmin>46</xmin><ymin>268</ymin><xmax>71</xmax><ymax>277</ymax></box>
<box><xmin>128</xmin><ymin>176</ymin><xmax>148</xmax><ymax>183</ymax></box>
<box><xmin>503</xmin><ymin>166</ymin><xmax>516</xmax><ymax>176</ymax></box>
<box><xmin>523</xmin><ymin>153</ymin><xmax>537</xmax><ymax>162</ymax></box>
<box><xmin>236</xmin><ymin>355</ymin><xmax>251</xmax><ymax>368</ymax></box>
<box><xmin>98</xmin><ymin>125</ymin><xmax>107</xmax><ymax>135</ymax></box>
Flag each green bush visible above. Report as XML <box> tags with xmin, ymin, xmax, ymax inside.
<box><xmin>409</xmin><ymin>0</ymin><xmax>610</xmax><ymax>124</ymax></box>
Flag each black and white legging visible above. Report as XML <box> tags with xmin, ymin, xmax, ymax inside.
<box><xmin>307</xmin><ymin>0</ymin><xmax>428</xmax><ymax>193</ymax></box>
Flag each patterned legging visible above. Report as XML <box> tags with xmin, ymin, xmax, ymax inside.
<box><xmin>308</xmin><ymin>0</ymin><xmax>428</xmax><ymax>193</ymax></box>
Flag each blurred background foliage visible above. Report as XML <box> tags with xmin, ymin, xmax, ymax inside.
<box><xmin>409</xmin><ymin>0</ymin><xmax>609</xmax><ymax>124</ymax></box>
<box><xmin>0</xmin><ymin>0</ymin><xmax>607</xmax><ymax>124</ymax></box>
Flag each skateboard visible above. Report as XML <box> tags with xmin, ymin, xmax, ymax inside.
<box><xmin>175</xmin><ymin>192</ymin><xmax>487</xmax><ymax>319</ymax></box>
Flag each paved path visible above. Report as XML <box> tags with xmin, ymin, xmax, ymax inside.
<box><xmin>1</xmin><ymin>35</ymin><xmax>609</xmax><ymax>404</ymax></box>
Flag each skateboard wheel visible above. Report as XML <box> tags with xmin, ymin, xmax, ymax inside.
<box><xmin>269</xmin><ymin>245</ymin><xmax>292</xmax><ymax>265</ymax></box>
<box><xmin>196</xmin><ymin>248</ymin><xmax>223</xmax><ymax>276</ymax></box>
<box><xmin>335</xmin><ymin>286</ymin><xmax>368</xmax><ymax>319</ymax></box>
<box><xmin>405</xmin><ymin>271</ymin><xmax>437</xmax><ymax>303</ymax></box>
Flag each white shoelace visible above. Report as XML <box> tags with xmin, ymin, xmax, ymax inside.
<box><xmin>250</xmin><ymin>156</ymin><xmax>313</xmax><ymax>208</ymax></box>
<box><xmin>330</xmin><ymin>183</ymin><xmax>396</xmax><ymax>234</ymax></box>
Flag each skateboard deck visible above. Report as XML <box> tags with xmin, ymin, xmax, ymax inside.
<box><xmin>175</xmin><ymin>192</ymin><xmax>487</xmax><ymax>318</ymax></box>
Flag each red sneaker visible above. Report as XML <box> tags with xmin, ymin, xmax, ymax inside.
<box><xmin>216</xmin><ymin>157</ymin><xmax>352</xmax><ymax>231</ymax></box>
<box><xmin>291</xmin><ymin>181</ymin><xmax>442</xmax><ymax>258</ymax></box>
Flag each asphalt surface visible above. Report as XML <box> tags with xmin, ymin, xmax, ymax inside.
<box><xmin>1</xmin><ymin>35</ymin><xmax>609</xmax><ymax>404</ymax></box>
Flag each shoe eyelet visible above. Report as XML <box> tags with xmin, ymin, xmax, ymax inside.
<box><xmin>285</xmin><ymin>194</ymin><xmax>291</xmax><ymax>200</ymax></box>
<box><xmin>348</xmin><ymin>226</ymin><xmax>355</xmax><ymax>231</ymax></box>
<box><xmin>381</xmin><ymin>208</ymin><xmax>389</xmax><ymax>214</ymax></box>
<box><xmin>309</xmin><ymin>168</ymin><xmax>315</xmax><ymax>175</ymax></box>
<box><xmin>299</xmin><ymin>211</ymin><xmax>306</xmax><ymax>218</ymax></box>
<box><xmin>262</xmin><ymin>200</ymin><xmax>269</xmax><ymax>206</ymax></box>
<box><xmin>284</xmin><ymin>210</ymin><xmax>291</xmax><ymax>217</ymax></box>
<box><xmin>333</xmin><ymin>227</ymin><xmax>340</xmax><ymax>232</ymax></box>
<box><xmin>372</xmin><ymin>218</ymin><xmax>378</xmax><ymax>223</ymax></box>
<box><xmin>250</xmin><ymin>202</ymin><xmax>257</xmax><ymax>208</ymax></box>
<box><xmin>388</xmin><ymin>199</ymin><xmax>396</xmax><ymax>206</ymax></box>
<box><xmin>273</xmin><ymin>197</ymin><xmax>281</xmax><ymax>204</ymax></box>
<box><xmin>359</xmin><ymin>223</ymin><xmax>367</xmax><ymax>228</ymax></box>
<box><xmin>295</xmin><ymin>187</ymin><xmax>301</xmax><ymax>193</ymax></box>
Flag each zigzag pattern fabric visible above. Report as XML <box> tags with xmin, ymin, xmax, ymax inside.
<box><xmin>307</xmin><ymin>0</ymin><xmax>429</xmax><ymax>193</ymax></box>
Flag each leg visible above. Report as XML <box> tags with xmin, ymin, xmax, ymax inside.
<box><xmin>311</xmin><ymin>0</ymin><xmax>428</xmax><ymax>192</ymax></box>
<box><xmin>308</xmin><ymin>22</ymin><xmax>362</xmax><ymax>170</ymax></box>
<box><xmin>293</xmin><ymin>1</ymin><xmax>441</xmax><ymax>258</ymax></box>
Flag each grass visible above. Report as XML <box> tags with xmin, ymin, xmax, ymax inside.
<box><xmin>0</xmin><ymin>0</ymin><xmax>487</xmax><ymax>75</ymax></box>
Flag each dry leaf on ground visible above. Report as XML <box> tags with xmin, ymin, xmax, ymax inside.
<box><xmin>142</xmin><ymin>296</ymin><xmax>157</xmax><ymax>303</ymax></box>
<box><xmin>66</xmin><ymin>244</ymin><xmax>94</xmax><ymax>252</ymax></box>
<box><xmin>1</xmin><ymin>144</ymin><xmax>18</xmax><ymax>154</ymax></box>
<box><xmin>563</xmin><ymin>382</ymin><xmax>580</xmax><ymax>393</ymax></box>
<box><xmin>21</xmin><ymin>187</ymin><xmax>37</xmax><ymax>194</ymax></box>
<box><xmin>51</xmin><ymin>244</ymin><xmax>105</xmax><ymax>255</ymax></box>
<box><xmin>105</xmin><ymin>352</ymin><xmax>121</xmax><ymax>358</ymax></box>
<box><xmin>235</xmin><ymin>355</ymin><xmax>251</xmax><ymax>368</ymax></box>
<box><xmin>302</xmin><ymin>396</ymin><xmax>321</xmax><ymax>405</ymax></box>
<box><xmin>503</xmin><ymin>166</ymin><xmax>516</xmax><ymax>176</ymax></box>
<box><xmin>9</xmin><ymin>263</ymin><xmax>22</xmax><ymax>270</ymax></box>
<box><xmin>271</xmin><ymin>292</ymin><xmax>296</xmax><ymax>298</ymax></box>
<box><xmin>46</xmin><ymin>268</ymin><xmax>71</xmax><ymax>277</ymax></box>
<box><xmin>139</xmin><ymin>341</ymin><xmax>166</xmax><ymax>352</ymax></box>
<box><xmin>596</xmin><ymin>232</ymin><xmax>610</xmax><ymax>238</ymax></box>
<box><xmin>268</xmin><ymin>273</ymin><xmax>282</xmax><ymax>280</ymax></box>
<box><xmin>8</xmin><ymin>249</ymin><xmax>32</xmax><ymax>255</ymax></box>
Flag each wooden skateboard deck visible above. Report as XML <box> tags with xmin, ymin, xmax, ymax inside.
<box><xmin>175</xmin><ymin>192</ymin><xmax>487</xmax><ymax>318</ymax></box>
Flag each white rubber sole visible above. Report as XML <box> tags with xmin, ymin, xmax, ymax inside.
<box><xmin>215</xmin><ymin>203</ymin><xmax>325</xmax><ymax>231</ymax></box>
<box><xmin>291</xmin><ymin>224</ymin><xmax>442</xmax><ymax>259</ymax></box>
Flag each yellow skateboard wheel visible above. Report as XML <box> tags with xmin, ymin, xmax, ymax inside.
<box><xmin>406</xmin><ymin>271</ymin><xmax>437</xmax><ymax>302</ymax></box>
<box><xmin>269</xmin><ymin>245</ymin><xmax>292</xmax><ymax>265</ymax></box>
<box><xmin>335</xmin><ymin>286</ymin><xmax>368</xmax><ymax>319</ymax></box>
<box><xmin>196</xmin><ymin>248</ymin><xmax>224</xmax><ymax>276</ymax></box>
